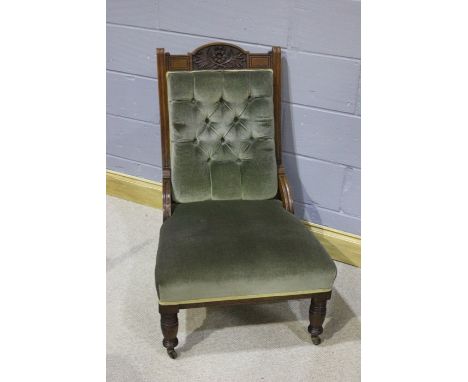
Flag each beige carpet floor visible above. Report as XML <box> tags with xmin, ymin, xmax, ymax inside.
<box><xmin>107</xmin><ymin>196</ymin><xmax>361</xmax><ymax>381</ymax></box>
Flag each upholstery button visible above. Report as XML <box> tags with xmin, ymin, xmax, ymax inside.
<box><xmin>207</xmin><ymin>157</ymin><xmax>211</xmax><ymax>162</ymax></box>
<box><xmin>236</xmin><ymin>159</ymin><xmax>242</xmax><ymax>164</ymax></box>
<box><xmin>193</xmin><ymin>138</ymin><xmax>198</xmax><ymax>144</ymax></box>
<box><xmin>191</xmin><ymin>98</ymin><xmax>196</xmax><ymax>103</ymax></box>
<box><xmin>233</xmin><ymin>116</ymin><xmax>239</xmax><ymax>122</ymax></box>
<box><xmin>205</xmin><ymin>117</ymin><xmax>209</xmax><ymax>123</ymax></box>
<box><xmin>220</xmin><ymin>137</ymin><xmax>225</xmax><ymax>144</ymax></box>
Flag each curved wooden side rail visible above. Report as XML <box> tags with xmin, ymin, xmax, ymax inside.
<box><xmin>278</xmin><ymin>165</ymin><xmax>294</xmax><ymax>214</ymax></box>
<box><xmin>162</xmin><ymin>168</ymin><xmax>172</xmax><ymax>221</ymax></box>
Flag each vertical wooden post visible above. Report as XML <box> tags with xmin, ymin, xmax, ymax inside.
<box><xmin>272</xmin><ymin>46</ymin><xmax>282</xmax><ymax>166</ymax></box>
<box><xmin>157</xmin><ymin>48</ymin><xmax>172</xmax><ymax>221</ymax></box>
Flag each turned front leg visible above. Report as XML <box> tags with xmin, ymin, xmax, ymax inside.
<box><xmin>159</xmin><ymin>306</ymin><xmax>179</xmax><ymax>359</ymax></box>
<box><xmin>308</xmin><ymin>297</ymin><xmax>328</xmax><ymax>345</ymax></box>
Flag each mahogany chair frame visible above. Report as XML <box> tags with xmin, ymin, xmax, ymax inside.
<box><xmin>156</xmin><ymin>43</ymin><xmax>331</xmax><ymax>358</ymax></box>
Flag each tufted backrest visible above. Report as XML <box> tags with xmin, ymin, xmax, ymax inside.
<box><xmin>167</xmin><ymin>69</ymin><xmax>277</xmax><ymax>203</ymax></box>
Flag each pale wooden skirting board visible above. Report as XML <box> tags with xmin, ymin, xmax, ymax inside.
<box><xmin>303</xmin><ymin>221</ymin><xmax>360</xmax><ymax>267</ymax></box>
<box><xmin>107</xmin><ymin>170</ymin><xmax>361</xmax><ymax>267</ymax></box>
<box><xmin>106</xmin><ymin>170</ymin><xmax>163</xmax><ymax>209</ymax></box>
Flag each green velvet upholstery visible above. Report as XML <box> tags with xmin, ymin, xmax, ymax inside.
<box><xmin>156</xmin><ymin>200</ymin><xmax>337</xmax><ymax>304</ymax></box>
<box><xmin>167</xmin><ymin>69</ymin><xmax>277</xmax><ymax>203</ymax></box>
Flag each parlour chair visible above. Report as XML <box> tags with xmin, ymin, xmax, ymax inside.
<box><xmin>155</xmin><ymin>43</ymin><xmax>337</xmax><ymax>358</ymax></box>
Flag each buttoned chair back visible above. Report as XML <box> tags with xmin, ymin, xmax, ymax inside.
<box><xmin>157</xmin><ymin>43</ymin><xmax>293</xmax><ymax>218</ymax></box>
<box><xmin>167</xmin><ymin>69</ymin><xmax>277</xmax><ymax>203</ymax></box>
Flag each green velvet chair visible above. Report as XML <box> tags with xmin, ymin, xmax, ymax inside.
<box><xmin>155</xmin><ymin>43</ymin><xmax>337</xmax><ymax>358</ymax></box>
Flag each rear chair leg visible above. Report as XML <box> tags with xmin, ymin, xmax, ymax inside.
<box><xmin>308</xmin><ymin>297</ymin><xmax>328</xmax><ymax>345</ymax></box>
<box><xmin>159</xmin><ymin>306</ymin><xmax>179</xmax><ymax>359</ymax></box>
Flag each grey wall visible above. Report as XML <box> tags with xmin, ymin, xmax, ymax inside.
<box><xmin>106</xmin><ymin>0</ymin><xmax>361</xmax><ymax>235</ymax></box>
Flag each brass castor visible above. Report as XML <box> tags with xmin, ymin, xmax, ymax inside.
<box><xmin>308</xmin><ymin>325</ymin><xmax>322</xmax><ymax>345</ymax></box>
<box><xmin>162</xmin><ymin>338</ymin><xmax>178</xmax><ymax>359</ymax></box>
<box><xmin>311</xmin><ymin>336</ymin><xmax>321</xmax><ymax>345</ymax></box>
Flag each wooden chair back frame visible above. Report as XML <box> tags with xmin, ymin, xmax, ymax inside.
<box><xmin>156</xmin><ymin>43</ymin><xmax>293</xmax><ymax>221</ymax></box>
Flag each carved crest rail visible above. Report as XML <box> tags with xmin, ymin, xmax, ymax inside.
<box><xmin>165</xmin><ymin>42</ymin><xmax>272</xmax><ymax>71</ymax></box>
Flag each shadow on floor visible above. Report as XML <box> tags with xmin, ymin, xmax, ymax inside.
<box><xmin>179</xmin><ymin>289</ymin><xmax>360</xmax><ymax>355</ymax></box>
<box><xmin>106</xmin><ymin>239</ymin><xmax>154</xmax><ymax>272</ymax></box>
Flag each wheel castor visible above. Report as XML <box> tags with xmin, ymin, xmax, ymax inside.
<box><xmin>311</xmin><ymin>336</ymin><xmax>321</xmax><ymax>345</ymax></box>
<box><xmin>167</xmin><ymin>349</ymin><xmax>178</xmax><ymax>359</ymax></box>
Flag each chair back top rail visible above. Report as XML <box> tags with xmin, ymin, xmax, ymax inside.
<box><xmin>166</xmin><ymin>42</ymin><xmax>273</xmax><ymax>71</ymax></box>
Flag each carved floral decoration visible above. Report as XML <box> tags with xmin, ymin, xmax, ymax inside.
<box><xmin>192</xmin><ymin>45</ymin><xmax>247</xmax><ymax>70</ymax></box>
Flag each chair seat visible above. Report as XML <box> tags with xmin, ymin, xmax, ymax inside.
<box><xmin>155</xmin><ymin>200</ymin><xmax>337</xmax><ymax>305</ymax></box>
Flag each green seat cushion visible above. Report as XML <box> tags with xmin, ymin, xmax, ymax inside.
<box><xmin>155</xmin><ymin>200</ymin><xmax>337</xmax><ymax>305</ymax></box>
<box><xmin>167</xmin><ymin>69</ymin><xmax>277</xmax><ymax>203</ymax></box>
